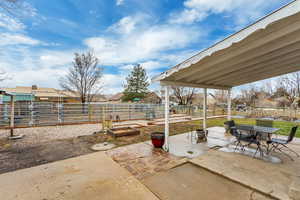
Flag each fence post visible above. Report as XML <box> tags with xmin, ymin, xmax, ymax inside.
<box><xmin>10</xmin><ymin>96</ymin><xmax>15</xmax><ymax>137</ymax></box>
<box><xmin>29</xmin><ymin>102</ymin><xmax>34</xmax><ymax>126</ymax></box>
<box><xmin>88</xmin><ymin>104</ymin><xmax>92</xmax><ymax>122</ymax></box>
<box><xmin>57</xmin><ymin>103</ymin><xmax>61</xmax><ymax>124</ymax></box>
<box><xmin>129</xmin><ymin>104</ymin><xmax>131</xmax><ymax>120</ymax></box>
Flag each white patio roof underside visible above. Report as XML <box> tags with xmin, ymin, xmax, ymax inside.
<box><xmin>153</xmin><ymin>0</ymin><xmax>300</xmax><ymax>90</ymax></box>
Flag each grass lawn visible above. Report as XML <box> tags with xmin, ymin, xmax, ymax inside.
<box><xmin>189</xmin><ymin>118</ymin><xmax>300</xmax><ymax>138</ymax></box>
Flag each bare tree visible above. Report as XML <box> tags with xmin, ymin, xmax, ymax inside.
<box><xmin>239</xmin><ymin>86</ymin><xmax>259</xmax><ymax>107</ymax></box>
<box><xmin>171</xmin><ymin>86</ymin><xmax>195</xmax><ymax>105</ymax></box>
<box><xmin>209</xmin><ymin>90</ymin><xmax>228</xmax><ymax>115</ymax></box>
<box><xmin>278</xmin><ymin>72</ymin><xmax>300</xmax><ymax>106</ymax></box>
<box><xmin>257</xmin><ymin>80</ymin><xmax>275</xmax><ymax>96</ymax></box>
<box><xmin>60</xmin><ymin>51</ymin><xmax>103</xmax><ymax>103</ymax></box>
<box><xmin>209</xmin><ymin>90</ymin><xmax>227</xmax><ymax>104</ymax></box>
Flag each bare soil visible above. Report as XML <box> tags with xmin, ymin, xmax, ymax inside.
<box><xmin>0</xmin><ymin>121</ymin><xmax>200</xmax><ymax>174</ymax></box>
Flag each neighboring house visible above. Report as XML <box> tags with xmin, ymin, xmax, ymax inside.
<box><xmin>108</xmin><ymin>92</ymin><xmax>124</xmax><ymax>103</ymax></box>
<box><xmin>91</xmin><ymin>94</ymin><xmax>108</xmax><ymax>102</ymax></box>
<box><xmin>141</xmin><ymin>92</ymin><xmax>162</xmax><ymax>104</ymax></box>
<box><xmin>0</xmin><ymin>92</ymin><xmax>34</xmax><ymax>103</ymax></box>
<box><xmin>1</xmin><ymin>85</ymin><xmax>81</xmax><ymax>103</ymax></box>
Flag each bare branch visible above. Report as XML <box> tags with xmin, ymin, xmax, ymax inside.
<box><xmin>60</xmin><ymin>51</ymin><xmax>103</xmax><ymax>103</ymax></box>
<box><xmin>171</xmin><ymin>86</ymin><xmax>196</xmax><ymax>105</ymax></box>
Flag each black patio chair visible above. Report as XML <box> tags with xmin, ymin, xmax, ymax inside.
<box><xmin>225</xmin><ymin>121</ymin><xmax>264</xmax><ymax>158</ymax></box>
<box><xmin>224</xmin><ymin>120</ymin><xmax>235</xmax><ymax>131</ymax></box>
<box><xmin>232</xmin><ymin>128</ymin><xmax>264</xmax><ymax>157</ymax></box>
<box><xmin>269</xmin><ymin>126</ymin><xmax>299</xmax><ymax>161</ymax></box>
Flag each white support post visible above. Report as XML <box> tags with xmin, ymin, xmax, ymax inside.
<box><xmin>203</xmin><ymin>88</ymin><xmax>207</xmax><ymax>132</ymax></box>
<box><xmin>227</xmin><ymin>88</ymin><xmax>232</xmax><ymax>120</ymax></box>
<box><xmin>164</xmin><ymin>86</ymin><xmax>170</xmax><ymax>151</ymax></box>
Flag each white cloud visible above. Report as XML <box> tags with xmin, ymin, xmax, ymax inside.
<box><xmin>101</xmin><ymin>74</ymin><xmax>125</xmax><ymax>94</ymax></box>
<box><xmin>169</xmin><ymin>0</ymin><xmax>280</xmax><ymax>25</ymax></box>
<box><xmin>39</xmin><ymin>51</ymin><xmax>74</xmax><ymax>68</ymax></box>
<box><xmin>84</xmin><ymin>14</ymin><xmax>203</xmax><ymax>92</ymax></box>
<box><xmin>120</xmin><ymin>61</ymin><xmax>163</xmax><ymax>72</ymax></box>
<box><xmin>170</xmin><ymin>8</ymin><xmax>207</xmax><ymax>24</ymax></box>
<box><xmin>140</xmin><ymin>61</ymin><xmax>163</xmax><ymax>71</ymax></box>
<box><xmin>85</xmin><ymin>24</ymin><xmax>200</xmax><ymax>65</ymax></box>
<box><xmin>0</xmin><ymin>33</ymin><xmax>41</xmax><ymax>46</ymax></box>
<box><xmin>116</xmin><ymin>0</ymin><xmax>124</xmax><ymax>6</ymax></box>
<box><xmin>1</xmin><ymin>67</ymin><xmax>67</xmax><ymax>89</ymax></box>
<box><xmin>107</xmin><ymin>14</ymin><xmax>152</xmax><ymax>35</ymax></box>
<box><xmin>0</xmin><ymin>13</ymin><xmax>26</xmax><ymax>31</ymax></box>
<box><xmin>108</xmin><ymin>16</ymin><xmax>138</xmax><ymax>34</ymax></box>
<box><xmin>0</xmin><ymin>44</ymin><xmax>75</xmax><ymax>89</ymax></box>
<box><xmin>0</xmin><ymin>50</ymin><xmax>68</xmax><ymax>89</ymax></box>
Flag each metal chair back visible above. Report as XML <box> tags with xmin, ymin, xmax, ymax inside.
<box><xmin>288</xmin><ymin>126</ymin><xmax>298</xmax><ymax>143</ymax></box>
<box><xmin>225</xmin><ymin>120</ymin><xmax>235</xmax><ymax>128</ymax></box>
<box><xmin>224</xmin><ymin>120</ymin><xmax>237</xmax><ymax>137</ymax></box>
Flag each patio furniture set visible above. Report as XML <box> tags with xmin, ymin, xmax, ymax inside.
<box><xmin>225</xmin><ymin>120</ymin><xmax>300</xmax><ymax>161</ymax></box>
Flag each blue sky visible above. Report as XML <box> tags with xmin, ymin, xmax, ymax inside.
<box><xmin>0</xmin><ymin>0</ymin><xmax>293</xmax><ymax>94</ymax></box>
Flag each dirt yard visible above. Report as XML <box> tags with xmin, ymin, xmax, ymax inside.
<box><xmin>0</xmin><ymin>121</ymin><xmax>201</xmax><ymax>174</ymax></box>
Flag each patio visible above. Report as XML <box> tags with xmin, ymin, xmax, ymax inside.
<box><xmin>152</xmin><ymin>0</ymin><xmax>300</xmax><ymax>157</ymax></box>
<box><xmin>0</xmin><ymin>151</ymin><xmax>158</xmax><ymax>200</ymax></box>
<box><xmin>106</xmin><ymin>126</ymin><xmax>234</xmax><ymax>180</ymax></box>
<box><xmin>1</xmin><ymin>126</ymin><xmax>299</xmax><ymax>199</ymax></box>
<box><xmin>107</xmin><ymin>126</ymin><xmax>300</xmax><ymax>199</ymax></box>
<box><xmin>1</xmin><ymin>1</ymin><xmax>300</xmax><ymax>200</ymax></box>
<box><xmin>147</xmin><ymin>1</ymin><xmax>300</xmax><ymax>198</ymax></box>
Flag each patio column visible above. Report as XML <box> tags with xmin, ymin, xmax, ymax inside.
<box><xmin>10</xmin><ymin>95</ymin><xmax>14</xmax><ymax>137</ymax></box>
<box><xmin>227</xmin><ymin>88</ymin><xmax>232</xmax><ymax>120</ymax></box>
<box><xmin>203</xmin><ymin>88</ymin><xmax>207</xmax><ymax>132</ymax></box>
<box><xmin>164</xmin><ymin>85</ymin><xmax>170</xmax><ymax>151</ymax></box>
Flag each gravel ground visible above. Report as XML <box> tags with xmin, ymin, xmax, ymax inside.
<box><xmin>0</xmin><ymin>120</ymin><xmax>151</xmax><ymax>148</ymax></box>
<box><xmin>0</xmin><ymin>123</ymin><xmax>103</xmax><ymax>147</ymax></box>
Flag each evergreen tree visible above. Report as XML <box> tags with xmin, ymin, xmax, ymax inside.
<box><xmin>122</xmin><ymin>64</ymin><xmax>149</xmax><ymax>102</ymax></box>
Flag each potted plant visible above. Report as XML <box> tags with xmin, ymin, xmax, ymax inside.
<box><xmin>151</xmin><ymin>132</ymin><xmax>165</xmax><ymax>148</ymax></box>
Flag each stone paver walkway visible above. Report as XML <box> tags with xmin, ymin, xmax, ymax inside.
<box><xmin>106</xmin><ymin>142</ymin><xmax>185</xmax><ymax>180</ymax></box>
<box><xmin>106</xmin><ymin>127</ymin><xmax>233</xmax><ymax>180</ymax></box>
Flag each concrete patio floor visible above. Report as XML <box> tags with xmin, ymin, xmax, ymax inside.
<box><xmin>108</xmin><ymin>127</ymin><xmax>300</xmax><ymax>200</ymax></box>
<box><xmin>190</xmin><ymin>148</ymin><xmax>300</xmax><ymax>200</ymax></box>
<box><xmin>0</xmin><ymin>126</ymin><xmax>299</xmax><ymax>200</ymax></box>
<box><xmin>0</xmin><ymin>152</ymin><xmax>158</xmax><ymax>200</ymax></box>
<box><xmin>143</xmin><ymin>162</ymin><xmax>272</xmax><ymax>200</ymax></box>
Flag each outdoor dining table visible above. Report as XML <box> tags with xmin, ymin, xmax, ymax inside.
<box><xmin>236</xmin><ymin>124</ymin><xmax>280</xmax><ymax>140</ymax></box>
<box><xmin>235</xmin><ymin>124</ymin><xmax>280</xmax><ymax>153</ymax></box>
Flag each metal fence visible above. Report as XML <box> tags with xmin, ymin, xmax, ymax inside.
<box><xmin>0</xmin><ymin>102</ymin><xmax>231</xmax><ymax>128</ymax></box>
<box><xmin>232</xmin><ymin>107</ymin><xmax>300</xmax><ymax>121</ymax></box>
<box><xmin>0</xmin><ymin>102</ymin><xmax>167</xmax><ymax>128</ymax></box>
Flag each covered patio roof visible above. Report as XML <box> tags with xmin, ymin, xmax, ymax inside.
<box><xmin>153</xmin><ymin>0</ymin><xmax>300</xmax><ymax>90</ymax></box>
<box><xmin>153</xmin><ymin>0</ymin><xmax>300</xmax><ymax>152</ymax></box>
